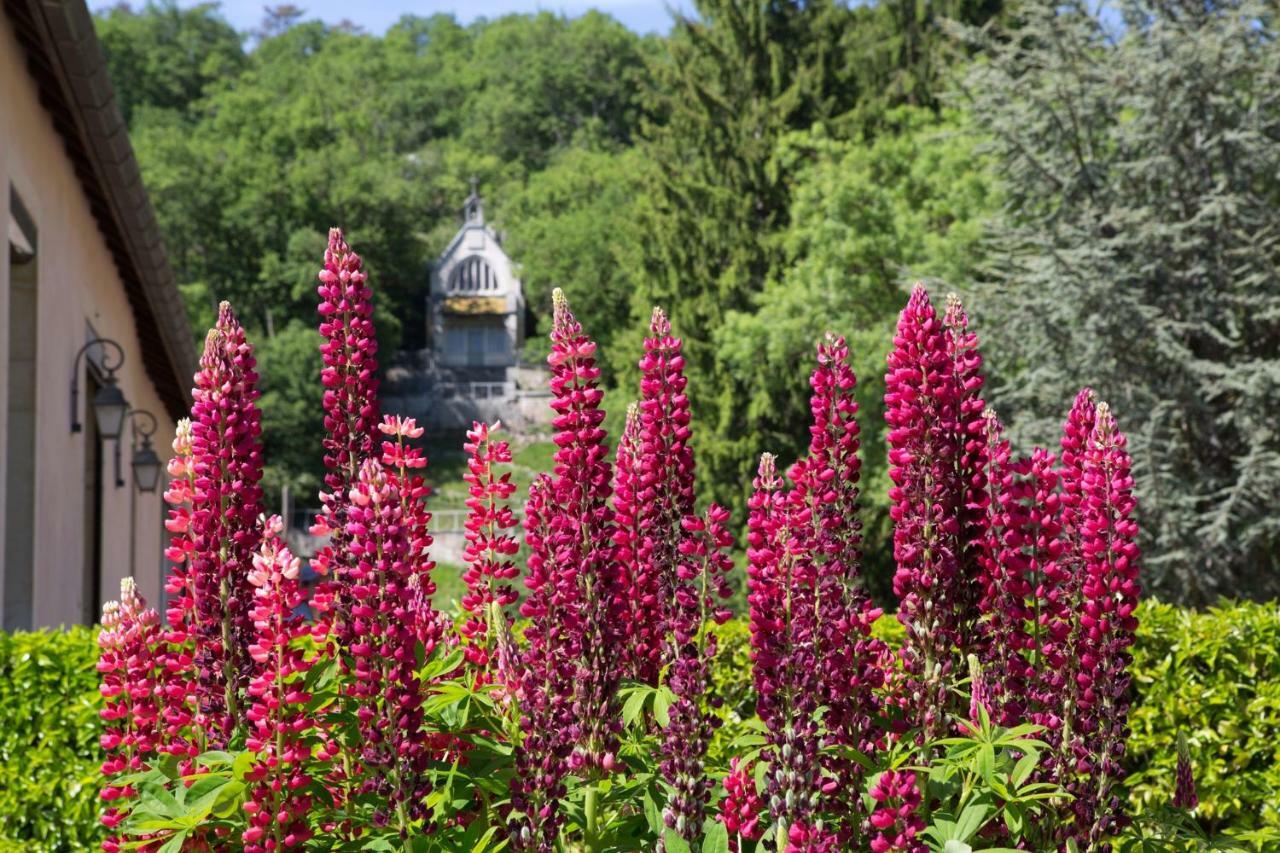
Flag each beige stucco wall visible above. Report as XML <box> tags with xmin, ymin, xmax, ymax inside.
<box><xmin>0</xmin><ymin>14</ymin><xmax>179</xmax><ymax>628</ymax></box>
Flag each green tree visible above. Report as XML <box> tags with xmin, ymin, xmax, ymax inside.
<box><xmin>634</xmin><ymin>0</ymin><xmax>1002</xmax><ymax>520</ymax></box>
<box><xmin>961</xmin><ymin>0</ymin><xmax>1280</xmax><ymax>601</ymax></box>
<box><xmin>716</xmin><ymin>107</ymin><xmax>996</xmax><ymax>592</ymax></box>
<box><xmin>95</xmin><ymin>0</ymin><xmax>245</xmax><ymax>126</ymax></box>
<box><xmin>634</xmin><ymin>0</ymin><xmax>864</xmax><ymax>510</ymax></box>
<box><xmin>497</xmin><ymin>144</ymin><xmax>647</xmax><ymax>380</ymax></box>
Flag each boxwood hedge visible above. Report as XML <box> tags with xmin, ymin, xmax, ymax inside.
<box><xmin>1</xmin><ymin>601</ymin><xmax>1276</xmax><ymax>849</ymax></box>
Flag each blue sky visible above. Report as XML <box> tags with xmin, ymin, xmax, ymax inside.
<box><xmin>97</xmin><ymin>1</ymin><xmax>685</xmax><ymax>35</ymax></box>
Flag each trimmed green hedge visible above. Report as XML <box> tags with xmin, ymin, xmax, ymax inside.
<box><xmin>1126</xmin><ymin>600</ymin><xmax>1280</xmax><ymax>833</ymax></box>
<box><xmin>0</xmin><ymin>627</ymin><xmax>102</xmax><ymax>851</ymax></box>
<box><xmin>707</xmin><ymin>600</ymin><xmax>1280</xmax><ymax>838</ymax></box>
<box><xmin>2</xmin><ymin>601</ymin><xmax>1277</xmax><ymax>848</ymax></box>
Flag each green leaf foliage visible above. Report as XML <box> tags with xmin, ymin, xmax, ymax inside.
<box><xmin>0</xmin><ymin>628</ymin><xmax>103</xmax><ymax>851</ymax></box>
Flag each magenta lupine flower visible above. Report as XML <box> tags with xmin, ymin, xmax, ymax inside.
<box><xmin>98</xmin><ymin>579</ymin><xmax>163</xmax><ymax>852</ymax></box>
<box><xmin>512</xmin><ymin>474</ymin><xmax>574</xmax><ymax>850</ymax></box>
<box><xmin>867</xmin><ymin>769</ymin><xmax>926</xmax><ymax>853</ymax></box>
<box><xmin>1015</xmin><ymin>389</ymin><xmax>1102</xmax><ymax>843</ymax></box>
<box><xmin>378</xmin><ymin>415</ymin><xmax>440</xmax><ymax>650</ymax></box>
<box><xmin>459</xmin><ymin>420</ymin><xmax>520</xmax><ymax>681</ymax></box>
<box><xmin>660</xmin><ymin>504</ymin><xmax>734</xmax><ymax>840</ymax></box>
<box><xmin>746</xmin><ymin>452</ymin><xmax>823</xmax><ymax>838</ymax></box>
<box><xmin>786</xmin><ymin>822</ymin><xmax>841</xmax><ymax>853</ymax></box>
<box><xmin>242</xmin><ymin>517</ymin><xmax>317</xmax><ymax>851</ymax></box>
<box><xmin>343</xmin><ymin>458</ymin><xmax>430</xmax><ymax>830</ymax></box>
<box><xmin>187</xmin><ymin>301</ymin><xmax>265</xmax><ymax>744</ymax></box>
<box><xmin>1174</xmin><ymin>733</ymin><xmax>1198</xmax><ymax>810</ymax></box>
<box><xmin>788</xmin><ymin>334</ymin><xmax>886</xmax><ymax>830</ymax></box>
<box><xmin>311</xmin><ymin>228</ymin><xmax>380</xmax><ymax>631</ymax></box>
<box><xmin>540</xmin><ymin>289</ymin><xmax>620</xmax><ymax>771</ymax></box>
<box><xmin>1036</xmin><ymin>390</ymin><xmax>1096</xmax><ymax>764</ymax></box>
<box><xmin>942</xmin><ymin>294</ymin><xmax>990</xmax><ymax>621</ymax></box>
<box><xmin>720</xmin><ymin>757</ymin><xmax>764</xmax><ymax>847</ymax></box>
<box><xmin>158</xmin><ymin>420</ymin><xmax>201</xmax><ymax>758</ymax></box>
<box><xmin>619</xmin><ymin>307</ymin><xmax>696</xmax><ymax>684</ymax></box>
<box><xmin>612</xmin><ymin>402</ymin><xmax>645</xmax><ymax>657</ymax></box>
<box><xmin>512</xmin><ymin>290</ymin><xmax>620</xmax><ymax>848</ymax></box>
<box><xmin>977</xmin><ymin>409</ymin><xmax>1054</xmax><ymax>727</ymax></box>
<box><xmin>1075</xmin><ymin>402</ymin><xmax>1142</xmax><ymax>844</ymax></box>
<box><xmin>885</xmin><ymin>285</ymin><xmax>987</xmax><ymax>738</ymax></box>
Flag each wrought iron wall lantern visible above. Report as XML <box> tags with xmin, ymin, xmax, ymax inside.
<box><xmin>115</xmin><ymin>409</ymin><xmax>160</xmax><ymax>493</ymax></box>
<box><xmin>70</xmin><ymin>338</ymin><xmax>127</xmax><ymax>438</ymax></box>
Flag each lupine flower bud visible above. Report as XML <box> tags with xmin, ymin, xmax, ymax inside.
<box><xmin>187</xmin><ymin>302</ymin><xmax>265</xmax><ymax>744</ymax></box>
<box><xmin>745</xmin><ymin>452</ymin><xmax>822</xmax><ymax>836</ymax></box>
<box><xmin>459</xmin><ymin>420</ymin><xmax>519</xmax><ymax>683</ymax></box>
<box><xmin>1036</xmin><ymin>389</ymin><xmax>1097</xmax><ymax>795</ymax></box>
<box><xmin>378</xmin><ymin>415</ymin><xmax>438</xmax><ymax>650</ymax></box>
<box><xmin>1174</xmin><ymin>732</ymin><xmax>1198</xmax><ymax>811</ymax></box>
<box><xmin>511</xmin><ymin>474</ymin><xmax>574</xmax><ymax>851</ymax></box>
<box><xmin>242</xmin><ymin>517</ymin><xmax>316</xmax><ymax>851</ymax></box>
<box><xmin>789</xmin><ymin>334</ymin><xmax>887</xmax><ymax>832</ymax></box>
<box><xmin>98</xmin><ymin>579</ymin><xmax>164</xmax><ymax>852</ymax></box>
<box><xmin>159</xmin><ymin>419</ymin><xmax>201</xmax><ymax>757</ymax></box>
<box><xmin>977</xmin><ymin>409</ymin><xmax>1053</xmax><ymax>727</ymax></box>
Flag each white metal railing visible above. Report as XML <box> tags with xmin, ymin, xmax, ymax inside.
<box><xmin>435</xmin><ymin>381</ymin><xmax>513</xmax><ymax>401</ymax></box>
<box><xmin>290</xmin><ymin>507</ymin><xmax>520</xmax><ymax>536</ymax></box>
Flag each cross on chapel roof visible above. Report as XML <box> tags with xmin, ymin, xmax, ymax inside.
<box><xmin>463</xmin><ymin>176</ymin><xmax>484</xmax><ymax>225</ymax></box>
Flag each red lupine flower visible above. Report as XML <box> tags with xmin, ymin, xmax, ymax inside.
<box><xmin>158</xmin><ymin>419</ymin><xmax>202</xmax><ymax>759</ymax></box>
<box><xmin>660</xmin><ymin>504</ymin><xmax>734</xmax><ymax>840</ymax></box>
<box><xmin>378</xmin><ymin>414</ymin><xmax>439</xmax><ymax>650</ymax></box>
<box><xmin>459</xmin><ymin>420</ymin><xmax>520</xmax><ymax>682</ymax></box>
<box><xmin>342</xmin><ymin>458</ymin><xmax>431</xmax><ymax>830</ymax></box>
<box><xmin>1074</xmin><ymin>402</ymin><xmax>1142</xmax><ymax>844</ymax></box>
<box><xmin>867</xmin><ymin>769</ymin><xmax>926</xmax><ymax>853</ymax></box>
<box><xmin>746</xmin><ymin>451</ymin><xmax>823</xmax><ymax>836</ymax></box>
<box><xmin>612</xmin><ymin>401</ymin><xmax>644</xmax><ymax>654</ymax></box>
<box><xmin>187</xmin><ymin>301</ymin><xmax>265</xmax><ymax>744</ymax></box>
<box><xmin>512</xmin><ymin>290</ymin><xmax>620</xmax><ymax>848</ymax></box>
<box><xmin>1035</xmin><ymin>389</ymin><xmax>1097</xmax><ymax>792</ymax></box>
<box><xmin>617</xmin><ymin>306</ymin><xmax>696</xmax><ymax>684</ymax></box>
<box><xmin>242</xmin><ymin>517</ymin><xmax>318</xmax><ymax>852</ymax></box>
<box><xmin>788</xmin><ymin>334</ymin><xmax>886</xmax><ymax>830</ymax></box>
<box><xmin>311</xmin><ymin>228</ymin><xmax>380</xmax><ymax>636</ymax></box>
<box><xmin>98</xmin><ymin>579</ymin><xmax>164</xmax><ymax>852</ymax></box>
<box><xmin>977</xmin><ymin>409</ymin><xmax>1055</xmax><ymax>727</ymax></box>
<box><xmin>511</xmin><ymin>474</ymin><xmax>574</xmax><ymax>850</ymax></box>
<box><xmin>885</xmin><ymin>286</ymin><xmax>987</xmax><ymax>738</ymax></box>
<box><xmin>720</xmin><ymin>757</ymin><xmax>764</xmax><ymax>847</ymax></box>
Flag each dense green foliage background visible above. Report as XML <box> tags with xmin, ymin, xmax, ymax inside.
<box><xmin>5</xmin><ymin>602</ymin><xmax>1277</xmax><ymax>849</ymax></box>
<box><xmin>92</xmin><ymin>0</ymin><xmax>1279</xmax><ymax>602</ymax></box>
<box><xmin>0</xmin><ymin>628</ymin><xmax>103</xmax><ymax>851</ymax></box>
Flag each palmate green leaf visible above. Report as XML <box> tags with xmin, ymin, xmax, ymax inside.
<box><xmin>663</xmin><ymin>828</ymin><xmax>693</xmax><ymax>853</ymax></box>
<box><xmin>643</xmin><ymin>789</ymin><xmax>663</xmax><ymax>834</ymax></box>
<box><xmin>1010</xmin><ymin>750</ymin><xmax>1039</xmax><ymax>787</ymax></box>
<box><xmin>156</xmin><ymin>830</ymin><xmax>191</xmax><ymax>853</ymax></box>
<box><xmin>953</xmin><ymin>803</ymin><xmax>990</xmax><ymax>841</ymax></box>
<box><xmin>621</xmin><ymin>684</ymin><xmax>653</xmax><ymax>729</ymax></box>
<box><xmin>654</xmin><ymin>686</ymin><xmax>674</xmax><ymax>729</ymax></box>
<box><xmin>702</xmin><ymin>820</ymin><xmax>731</xmax><ymax>853</ymax></box>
